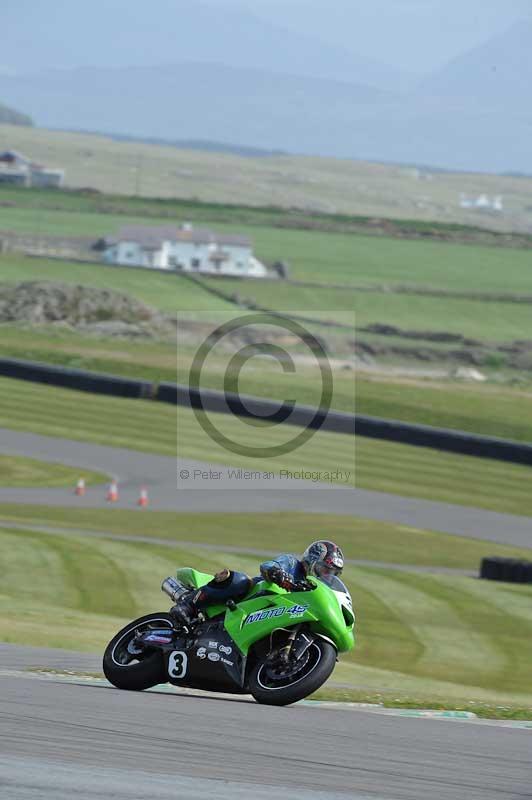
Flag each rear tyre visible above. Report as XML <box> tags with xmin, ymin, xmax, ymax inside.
<box><xmin>249</xmin><ymin>638</ymin><xmax>336</xmax><ymax>706</ymax></box>
<box><xmin>103</xmin><ymin>612</ymin><xmax>174</xmax><ymax>691</ymax></box>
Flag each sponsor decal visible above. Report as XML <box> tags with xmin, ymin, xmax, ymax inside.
<box><xmin>196</xmin><ymin>647</ymin><xmax>207</xmax><ymax>659</ymax></box>
<box><xmin>144</xmin><ymin>634</ymin><xmax>172</xmax><ymax>644</ymax></box>
<box><xmin>221</xmin><ymin>658</ymin><xmax>234</xmax><ymax>667</ymax></box>
<box><xmin>244</xmin><ymin>604</ymin><xmax>309</xmax><ymax>626</ymax></box>
<box><xmin>219</xmin><ymin>645</ymin><xmax>232</xmax><ymax>655</ymax></box>
<box><xmin>245</xmin><ymin>607</ymin><xmax>285</xmax><ymax>625</ymax></box>
<box><xmin>287</xmin><ymin>604</ymin><xmax>309</xmax><ymax>617</ymax></box>
<box><xmin>208</xmin><ymin>641</ymin><xmax>219</xmax><ymax>649</ymax></box>
<box><xmin>208</xmin><ymin>651</ymin><xmax>221</xmax><ymax>662</ymax></box>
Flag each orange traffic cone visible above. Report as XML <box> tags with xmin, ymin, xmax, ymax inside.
<box><xmin>137</xmin><ymin>486</ymin><xmax>149</xmax><ymax>508</ymax></box>
<box><xmin>75</xmin><ymin>478</ymin><xmax>86</xmax><ymax>496</ymax></box>
<box><xmin>107</xmin><ymin>480</ymin><xmax>119</xmax><ymax>503</ymax></box>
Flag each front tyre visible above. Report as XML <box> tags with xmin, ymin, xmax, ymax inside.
<box><xmin>103</xmin><ymin>612</ymin><xmax>174</xmax><ymax>691</ymax></box>
<box><xmin>249</xmin><ymin>638</ymin><xmax>336</xmax><ymax>706</ymax></box>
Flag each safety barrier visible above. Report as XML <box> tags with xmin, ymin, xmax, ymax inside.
<box><xmin>156</xmin><ymin>382</ymin><xmax>345</xmax><ymax>430</ymax></box>
<box><xmin>354</xmin><ymin>414</ymin><xmax>532</xmax><ymax>466</ymax></box>
<box><xmin>480</xmin><ymin>557</ymin><xmax>532</xmax><ymax>583</ymax></box>
<box><xmin>0</xmin><ymin>358</ymin><xmax>153</xmax><ymax>399</ymax></box>
<box><xmin>157</xmin><ymin>382</ymin><xmax>532</xmax><ymax>466</ymax></box>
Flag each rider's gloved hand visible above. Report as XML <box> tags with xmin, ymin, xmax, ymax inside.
<box><xmin>262</xmin><ymin>565</ymin><xmax>293</xmax><ymax>589</ymax></box>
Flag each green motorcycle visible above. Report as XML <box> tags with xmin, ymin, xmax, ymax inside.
<box><xmin>103</xmin><ymin>567</ymin><xmax>355</xmax><ymax>706</ymax></box>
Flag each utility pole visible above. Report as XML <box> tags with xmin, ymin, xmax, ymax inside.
<box><xmin>134</xmin><ymin>152</ymin><xmax>142</xmax><ymax>196</ymax></box>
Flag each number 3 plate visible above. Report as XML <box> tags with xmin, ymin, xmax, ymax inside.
<box><xmin>168</xmin><ymin>650</ymin><xmax>188</xmax><ymax>679</ymax></box>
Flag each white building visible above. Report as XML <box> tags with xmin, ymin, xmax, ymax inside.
<box><xmin>459</xmin><ymin>193</ymin><xmax>503</xmax><ymax>212</ymax></box>
<box><xmin>102</xmin><ymin>224</ymin><xmax>268</xmax><ymax>277</ymax></box>
<box><xmin>0</xmin><ymin>150</ymin><xmax>65</xmax><ymax>188</ymax></box>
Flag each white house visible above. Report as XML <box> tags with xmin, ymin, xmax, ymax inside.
<box><xmin>459</xmin><ymin>193</ymin><xmax>503</xmax><ymax>212</ymax></box>
<box><xmin>101</xmin><ymin>224</ymin><xmax>268</xmax><ymax>277</ymax></box>
<box><xmin>0</xmin><ymin>150</ymin><xmax>65</xmax><ymax>188</ymax></box>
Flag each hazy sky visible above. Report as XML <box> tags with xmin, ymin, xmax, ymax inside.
<box><xmin>4</xmin><ymin>0</ymin><xmax>531</xmax><ymax>74</ymax></box>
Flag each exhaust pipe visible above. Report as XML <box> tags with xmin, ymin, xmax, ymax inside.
<box><xmin>161</xmin><ymin>576</ymin><xmax>188</xmax><ymax>603</ymax></box>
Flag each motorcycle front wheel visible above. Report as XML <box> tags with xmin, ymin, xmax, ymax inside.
<box><xmin>103</xmin><ymin>612</ymin><xmax>174</xmax><ymax>691</ymax></box>
<box><xmin>249</xmin><ymin>638</ymin><xmax>336</xmax><ymax>706</ymax></box>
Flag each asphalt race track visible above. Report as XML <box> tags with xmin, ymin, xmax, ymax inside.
<box><xmin>0</xmin><ymin>428</ymin><xmax>532</xmax><ymax>547</ymax></box>
<box><xmin>1</xmin><ymin>644</ymin><xmax>531</xmax><ymax>800</ymax></box>
<box><xmin>1</xmin><ymin>428</ymin><xmax>532</xmax><ymax>547</ymax></box>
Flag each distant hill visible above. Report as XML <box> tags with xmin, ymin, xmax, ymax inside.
<box><xmin>0</xmin><ymin>61</ymin><xmax>391</xmax><ymax>152</ymax></box>
<box><xmin>2</xmin><ymin>59</ymin><xmax>532</xmax><ymax>173</ymax></box>
<box><xmin>0</xmin><ymin>102</ymin><xmax>32</xmax><ymax>126</ymax></box>
<box><xmin>0</xmin><ymin>0</ymin><xmax>410</xmax><ymax>91</ymax></box>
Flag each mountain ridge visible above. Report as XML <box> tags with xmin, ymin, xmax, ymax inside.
<box><xmin>1</xmin><ymin>59</ymin><xmax>531</xmax><ymax>172</ymax></box>
<box><xmin>420</xmin><ymin>18</ymin><xmax>532</xmax><ymax>104</ymax></box>
<box><xmin>0</xmin><ymin>0</ymin><xmax>409</xmax><ymax>91</ymax></box>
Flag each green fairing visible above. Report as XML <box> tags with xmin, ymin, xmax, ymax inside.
<box><xmin>176</xmin><ymin>568</ymin><xmax>355</xmax><ymax>656</ymax></box>
<box><xmin>175</xmin><ymin>567</ymin><xmax>215</xmax><ymax>588</ymax></box>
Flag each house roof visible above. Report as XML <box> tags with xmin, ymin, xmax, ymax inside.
<box><xmin>0</xmin><ymin>150</ymin><xmax>30</xmax><ymax>165</ymax></box>
<box><xmin>107</xmin><ymin>225</ymin><xmax>251</xmax><ymax>248</ymax></box>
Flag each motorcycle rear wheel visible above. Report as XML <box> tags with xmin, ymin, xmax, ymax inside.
<box><xmin>249</xmin><ymin>638</ymin><xmax>336</xmax><ymax>706</ymax></box>
<box><xmin>103</xmin><ymin>612</ymin><xmax>174</xmax><ymax>691</ymax></box>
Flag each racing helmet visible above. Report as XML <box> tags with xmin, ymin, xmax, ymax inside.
<box><xmin>301</xmin><ymin>540</ymin><xmax>344</xmax><ymax>579</ymax></box>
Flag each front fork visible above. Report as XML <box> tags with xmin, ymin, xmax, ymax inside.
<box><xmin>270</xmin><ymin>626</ymin><xmax>314</xmax><ymax>664</ymax></box>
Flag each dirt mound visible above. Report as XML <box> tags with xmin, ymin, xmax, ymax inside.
<box><xmin>0</xmin><ymin>281</ymin><xmax>175</xmax><ymax>338</ymax></box>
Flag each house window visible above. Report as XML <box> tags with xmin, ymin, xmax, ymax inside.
<box><xmin>191</xmin><ymin>258</ymin><xmax>201</xmax><ymax>269</ymax></box>
<box><xmin>168</xmin><ymin>256</ymin><xmax>177</xmax><ymax>267</ymax></box>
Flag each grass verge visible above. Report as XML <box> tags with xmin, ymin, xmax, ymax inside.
<box><xmin>310</xmin><ymin>687</ymin><xmax>532</xmax><ymax>721</ymax></box>
<box><xmin>0</xmin><ymin>455</ymin><xmax>106</xmax><ymax>488</ymax></box>
<box><xmin>2</xmin><ymin>507</ymin><xmax>532</xmax><ymax>569</ymax></box>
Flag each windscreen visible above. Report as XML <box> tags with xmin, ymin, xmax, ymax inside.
<box><xmin>318</xmin><ymin>574</ymin><xmax>350</xmax><ymax>594</ymax></box>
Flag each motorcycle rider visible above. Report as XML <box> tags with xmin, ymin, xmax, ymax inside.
<box><xmin>170</xmin><ymin>540</ymin><xmax>344</xmax><ymax>627</ymax></box>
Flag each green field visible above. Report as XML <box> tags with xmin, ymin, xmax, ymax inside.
<box><xmin>1</xmin><ymin>246</ymin><xmax>531</xmax><ymax>351</ymax></box>
<box><xmin>2</xmin><ymin>123</ymin><xmax>532</xmax><ymax>234</ymax></box>
<box><xmin>205</xmin><ymin>275</ymin><xmax>532</xmax><ymax>342</ymax></box>
<box><xmin>0</xmin><ymin>455</ymin><xmax>106</xmax><ymax>487</ymax></box>
<box><xmin>0</xmin><ymin>254</ymin><xmax>231</xmax><ymax>315</ymax></box>
<box><xmin>2</xmin><ymin>520</ymin><xmax>532</xmax><ymax>711</ymax></box>
<box><xmin>1</xmin><ymin>377</ymin><xmax>532</xmax><ymax>516</ymax></box>
<box><xmin>3</xmin><ymin>204</ymin><xmax>532</xmax><ymax>295</ymax></box>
